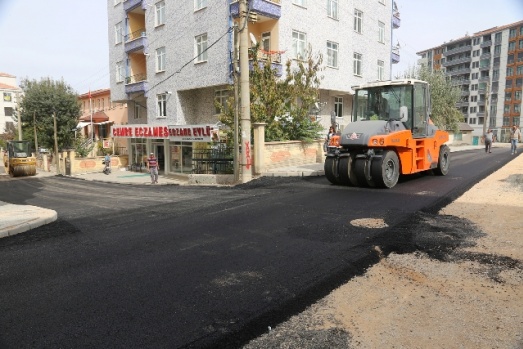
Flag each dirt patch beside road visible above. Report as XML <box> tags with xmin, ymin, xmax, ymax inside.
<box><xmin>244</xmin><ymin>154</ymin><xmax>523</xmax><ymax>349</ymax></box>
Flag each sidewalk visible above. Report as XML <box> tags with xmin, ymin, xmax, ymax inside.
<box><xmin>0</xmin><ymin>143</ymin><xmax>517</xmax><ymax>238</ymax></box>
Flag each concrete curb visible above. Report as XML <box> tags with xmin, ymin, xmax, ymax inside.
<box><xmin>0</xmin><ymin>202</ymin><xmax>57</xmax><ymax>238</ymax></box>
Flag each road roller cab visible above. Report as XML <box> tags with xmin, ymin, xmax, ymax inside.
<box><xmin>325</xmin><ymin>79</ymin><xmax>450</xmax><ymax>188</ymax></box>
<box><xmin>3</xmin><ymin>140</ymin><xmax>37</xmax><ymax>177</ymax></box>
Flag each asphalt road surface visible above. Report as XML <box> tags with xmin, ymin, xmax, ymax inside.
<box><xmin>0</xmin><ymin>149</ymin><xmax>514</xmax><ymax>348</ymax></box>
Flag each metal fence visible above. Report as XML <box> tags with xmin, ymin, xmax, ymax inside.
<box><xmin>192</xmin><ymin>146</ymin><xmax>233</xmax><ymax>174</ymax></box>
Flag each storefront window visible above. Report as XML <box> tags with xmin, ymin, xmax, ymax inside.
<box><xmin>169</xmin><ymin>142</ymin><xmax>193</xmax><ymax>174</ymax></box>
<box><xmin>131</xmin><ymin>138</ymin><xmax>146</xmax><ymax>165</ymax></box>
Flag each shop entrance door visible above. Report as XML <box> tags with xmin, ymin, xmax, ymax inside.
<box><xmin>156</xmin><ymin>145</ymin><xmax>165</xmax><ymax>172</ymax></box>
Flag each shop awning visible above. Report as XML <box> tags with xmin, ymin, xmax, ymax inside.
<box><xmin>75</xmin><ymin>121</ymin><xmax>90</xmax><ymax>129</ymax></box>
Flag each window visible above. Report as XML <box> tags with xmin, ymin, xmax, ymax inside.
<box><xmin>503</xmin><ymin>116</ymin><xmax>510</xmax><ymax>126</ymax></box>
<box><xmin>134</xmin><ymin>103</ymin><xmax>140</xmax><ymax>119</ymax></box>
<box><xmin>157</xmin><ymin>94</ymin><xmax>167</xmax><ymax>117</ymax></box>
<box><xmin>116</xmin><ymin>61</ymin><xmax>124</xmax><ymax>82</ymax></box>
<box><xmin>354</xmin><ymin>10</ymin><xmax>363</xmax><ymax>34</ymax></box>
<box><xmin>505</xmin><ymin>92</ymin><xmax>512</xmax><ymax>101</ymax></box>
<box><xmin>506</xmin><ymin>79</ymin><xmax>513</xmax><ymax>88</ymax></box>
<box><xmin>377</xmin><ymin>60</ymin><xmax>384</xmax><ymax>80</ymax></box>
<box><xmin>327</xmin><ymin>0</ymin><xmax>338</xmax><ymax>19</ymax></box>
<box><xmin>292</xmin><ymin>30</ymin><xmax>307</xmax><ymax>60</ymax></box>
<box><xmin>509</xmin><ymin>42</ymin><xmax>516</xmax><ymax>51</ymax></box>
<box><xmin>334</xmin><ymin>97</ymin><xmax>343</xmax><ymax>117</ymax></box>
<box><xmin>518</xmin><ymin>66</ymin><xmax>523</xmax><ymax>75</ymax></box>
<box><xmin>4</xmin><ymin>107</ymin><xmax>13</xmax><ymax>116</ymax></box>
<box><xmin>469</xmin><ymin>106</ymin><xmax>477</xmax><ymax>114</ymax></box>
<box><xmin>194</xmin><ymin>0</ymin><xmax>207</xmax><ymax>11</ymax></box>
<box><xmin>156</xmin><ymin>47</ymin><xmax>166</xmax><ymax>72</ymax></box>
<box><xmin>504</xmin><ymin>105</ymin><xmax>510</xmax><ymax>114</ymax></box>
<box><xmin>494</xmin><ymin>45</ymin><xmax>501</xmax><ymax>55</ymax></box>
<box><xmin>261</xmin><ymin>32</ymin><xmax>271</xmax><ymax>51</ymax></box>
<box><xmin>519</xmin><ymin>40</ymin><xmax>523</xmax><ymax>49</ymax></box>
<box><xmin>195</xmin><ymin>33</ymin><xmax>208</xmax><ymax>63</ymax></box>
<box><xmin>515</xmin><ymin>105</ymin><xmax>521</xmax><ymax>114</ymax></box>
<box><xmin>292</xmin><ymin>0</ymin><xmax>306</xmax><ymax>7</ymax></box>
<box><xmin>215</xmin><ymin>90</ymin><xmax>229</xmax><ymax>114</ymax></box>
<box><xmin>326</xmin><ymin>41</ymin><xmax>338</xmax><ymax>68</ymax></box>
<box><xmin>115</xmin><ymin>22</ymin><xmax>123</xmax><ymax>44</ymax></box>
<box><xmin>507</xmin><ymin>67</ymin><xmax>513</xmax><ymax>76</ymax></box>
<box><xmin>155</xmin><ymin>1</ymin><xmax>165</xmax><ymax>26</ymax></box>
<box><xmin>353</xmin><ymin>52</ymin><xmax>362</xmax><ymax>76</ymax></box>
<box><xmin>378</xmin><ymin>21</ymin><xmax>385</xmax><ymax>43</ymax></box>
<box><xmin>509</xmin><ymin>28</ymin><xmax>517</xmax><ymax>38</ymax></box>
<box><xmin>494</xmin><ymin>32</ymin><xmax>502</xmax><ymax>42</ymax></box>
<box><xmin>493</xmin><ymin>69</ymin><xmax>499</xmax><ymax>78</ymax></box>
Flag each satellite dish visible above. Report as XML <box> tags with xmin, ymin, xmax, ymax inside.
<box><xmin>249</xmin><ymin>33</ymin><xmax>257</xmax><ymax>46</ymax></box>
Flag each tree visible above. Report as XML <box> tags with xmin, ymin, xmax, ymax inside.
<box><xmin>18</xmin><ymin>77</ymin><xmax>80</xmax><ymax>151</ymax></box>
<box><xmin>217</xmin><ymin>45</ymin><xmax>324</xmax><ymax>142</ymax></box>
<box><xmin>396</xmin><ymin>66</ymin><xmax>464</xmax><ymax>133</ymax></box>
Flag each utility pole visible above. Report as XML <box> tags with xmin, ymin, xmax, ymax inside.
<box><xmin>482</xmin><ymin>81</ymin><xmax>490</xmax><ymax>137</ymax></box>
<box><xmin>33</xmin><ymin>111</ymin><xmax>38</xmax><ymax>154</ymax></box>
<box><xmin>53</xmin><ymin>112</ymin><xmax>60</xmax><ymax>175</ymax></box>
<box><xmin>16</xmin><ymin>92</ymin><xmax>22</xmax><ymax>141</ymax></box>
<box><xmin>239</xmin><ymin>0</ymin><xmax>252</xmax><ymax>183</ymax></box>
<box><xmin>233</xmin><ymin>24</ymin><xmax>240</xmax><ymax>183</ymax></box>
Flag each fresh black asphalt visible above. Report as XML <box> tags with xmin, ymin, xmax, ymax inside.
<box><xmin>0</xmin><ymin>150</ymin><xmax>516</xmax><ymax>348</ymax></box>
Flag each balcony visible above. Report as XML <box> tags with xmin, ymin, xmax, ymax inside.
<box><xmin>230</xmin><ymin>0</ymin><xmax>281</xmax><ymax>19</ymax></box>
<box><xmin>480</xmin><ymin>40</ymin><xmax>492</xmax><ymax>48</ymax></box>
<box><xmin>479</xmin><ymin>76</ymin><xmax>490</xmax><ymax>83</ymax></box>
<box><xmin>447</xmin><ymin>67</ymin><xmax>471</xmax><ymax>75</ymax></box>
<box><xmin>442</xmin><ymin>56</ymin><xmax>471</xmax><ymax>67</ymax></box>
<box><xmin>391</xmin><ymin>51</ymin><xmax>400</xmax><ymax>64</ymax></box>
<box><xmin>248</xmin><ymin>49</ymin><xmax>283</xmax><ymax>76</ymax></box>
<box><xmin>125</xmin><ymin>29</ymin><xmax>147</xmax><ymax>53</ymax></box>
<box><xmin>392</xmin><ymin>11</ymin><xmax>401</xmax><ymax>29</ymax></box>
<box><xmin>124</xmin><ymin>0</ymin><xmax>146</xmax><ymax>12</ymax></box>
<box><xmin>443</xmin><ymin>45</ymin><xmax>472</xmax><ymax>57</ymax></box>
<box><xmin>125</xmin><ymin>73</ymin><xmax>148</xmax><ymax>95</ymax></box>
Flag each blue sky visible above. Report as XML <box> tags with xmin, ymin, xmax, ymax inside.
<box><xmin>0</xmin><ymin>0</ymin><xmax>521</xmax><ymax>94</ymax></box>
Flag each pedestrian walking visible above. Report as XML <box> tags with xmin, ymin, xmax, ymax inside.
<box><xmin>484</xmin><ymin>129</ymin><xmax>493</xmax><ymax>153</ymax></box>
<box><xmin>147</xmin><ymin>152</ymin><xmax>159</xmax><ymax>184</ymax></box>
<box><xmin>510</xmin><ymin>125</ymin><xmax>521</xmax><ymax>155</ymax></box>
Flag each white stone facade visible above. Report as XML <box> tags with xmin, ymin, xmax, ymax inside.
<box><xmin>107</xmin><ymin>0</ymin><xmax>396</xmax><ymax>131</ymax></box>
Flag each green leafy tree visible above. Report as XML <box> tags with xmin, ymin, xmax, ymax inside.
<box><xmin>19</xmin><ymin>77</ymin><xmax>81</xmax><ymax>151</ymax></box>
<box><xmin>396</xmin><ymin>66</ymin><xmax>463</xmax><ymax>132</ymax></box>
<box><xmin>217</xmin><ymin>45</ymin><xmax>324</xmax><ymax>142</ymax></box>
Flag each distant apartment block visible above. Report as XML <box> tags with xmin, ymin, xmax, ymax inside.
<box><xmin>107</xmin><ymin>0</ymin><xmax>401</xmax><ymax>175</ymax></box>
<box><xmin>417</xmin><ymin>20</ymin><xmax>523</xmax><ymax>142</ymax></box>
<box><xmin>0</xmin><ymin>73</ymin><xmax>22</xmax><ymax>135</ymax></box>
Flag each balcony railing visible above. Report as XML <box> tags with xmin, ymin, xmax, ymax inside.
<box><xmin>480</xmin><ymin>40</ymin><xmax>492</xmax><ymax>48</ymax></box>
<box><xmin>442</xmin><ymin>56</ymin><xmax>471</xmax><ymax>67</ymax></box>
<box><xmin>125</xmin><ymin>31</ymin><xmax>147</xmax><ymax>53</ymax></box>
<box><xmin>248</xmin><ymin>50</ymin><xmax>283</xmax><ymax>77</ymax></box>
<box><xmin>230</xmin><ymin>0</ymin><xmax>281</xmax><ymax>19</ymax></box>
<box><xmin>391</xmin><ymin>51</ymin><xmax>400</xmax><ymax>64</ymax></box>
<box><xmin>124</xmin><ymin>0</ymin><xmax>146</xmax><ymax>12</ymax></box>
<box><xmin>125</xmin><ymin>74</ymin><xmax>148</xmax><ymax>95</ymax></box>
<box><xmin>392</xmin><ymin>11</ymin><xmax>401</xmax><ymax>29</ymax></box>
<box><xmin>443</xmin><ymin>45</ymin><xmax>472</xmax><ymax>57</ymax></box>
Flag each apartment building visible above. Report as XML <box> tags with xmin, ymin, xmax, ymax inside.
<box><xmin>0</xmin><ymin>73</ymin><xmax>22</xmax><ymax>135</ymax></box>
<box><xmin>107</xmin><ymin>0</ymin><xmax>400</xmax><ymax>175</ymax></box>
<box><xmin>417</xmin><ymin>20</ymin><xmax>523</xmax><ymax>142</ymax></box>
